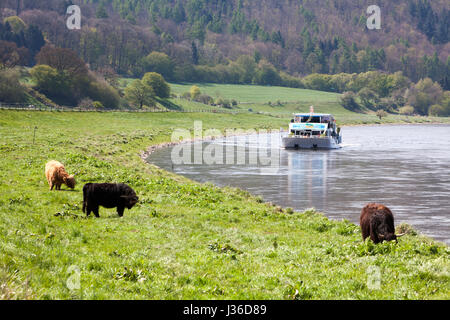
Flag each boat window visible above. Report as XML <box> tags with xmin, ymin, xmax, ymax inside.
<box><xmin>301</xmin><ymin>116</ymin><xmax>319</xmax><ymax>123</ymax></box>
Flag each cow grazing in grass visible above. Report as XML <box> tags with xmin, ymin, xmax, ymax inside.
<box><xmin>45</xmin><ymin>160</ymin><xmax>76</xmax><ymax>190</ymax></box>
<box><xmin>82</xmin><ymin>183</ymin><xmax>138</xmax><ymax>217</ymax></box>
<box><xmin>360</xmin><ymin>203</ymin><xmax>406</xmax><ymax>244</ymax></box>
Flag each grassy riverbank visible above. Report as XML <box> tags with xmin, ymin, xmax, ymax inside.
<box><xmin>0</xmin><ymin>110</ymin><xmax>449</xmax><ymax>299</ymax></box>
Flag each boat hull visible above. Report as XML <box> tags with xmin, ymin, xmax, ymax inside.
<box><xmin>282</xmin><ymin>136</ymin><xmax>341</xmax><ymax>149</ymax></box>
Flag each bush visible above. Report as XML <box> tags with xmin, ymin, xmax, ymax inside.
<box><xmin>253</xmin><ymin>60</ymin><xmax>281</xmax><ymax>86</ymax></box>
<box><xmin>358</xmin><ymin>88</ymin><xmax>379</xmax><ymax>109</ymax></box>
<box><xmin>142</xmin><ymin>72</ymin><xmax>170</xmax><ymax>98</ymax></box>
<box><xmin>181</xmin><ymin>92</ymin><xmax>191</xmax><ymax>100</ymax></box>
<box><xmin>280</xmin><ymin>72</ymin><xmax>304</xmax><ymax>88</ymax></box>
<box><xmin>215</xmin><ymin>97</ymin><xmax>231</xmax><ymax>108</ymax></box>
<box><xmin>3</xmin><ymin>16</ymin><xmax>26</xmax><ymax>33</ymax></box>
<box><xmin>376</xmin><ymin>109</ymin><xmax>388</xmax><ymax>120</ymax></box>
<box><xmin>0</xmin><ymin>69</ymin><xmax>26</xmax><ymax>103</ymax></box>
<box><xmin>85</xmin><ymin>78</ymin><xmax>120</xmax><ymax>109</ymax></box>
<box><xmin>143</xmin><ymin>52</ymin><xmax>174</xmax><ymax>80</ymax></box>
<box><xmin>30</xmin><ymin>64</ymin><xmax>70</xmax><ymax>101</ymax></box>
<box><xmin>92</xmin><ymin>101</ymin><xmax>104</xmax><ymax>109</ymax></box>
<box><xmin>340</xmin><ymin>92</ymin><xmax>361</xmax><ymax>112</ymax></box>
<box><xmin>77</xmin><ymin>98</ymin><xmax>93</xmax><ymax>109</ymax></box>
<box><xmin>190</xmin><ymin>85</ymin><xmax>201</xmax><ymax>100</ymax></box>
<box><xmin>195</xmin><ymin>94</ymin><xmax>213</xmax><ymax>105</ymax></box>
<box><xmin>428</xmin><ymin>104</ymin><xmax>447</xmax><ymax>117</ymax></box>
<box><xmin>303</xmin><ymin>73</ymin><xmax>332</xmax><ymax>91</ymax></box>
<box><xmin>124</xmin><ymin>79</ymin><xmax>154</xmax><ymax>109</ymax></box>
<box><xmin>399</xmin><ymin>105</ymin><xmax>415</xmax><ymax>115</ymax></box>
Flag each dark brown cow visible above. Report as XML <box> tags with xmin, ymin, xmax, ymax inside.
<box><xmin>360</xmin><ymin>203</ymin><xmax>406</xmax><ymax>244</ymax></box>
<box><xmin>82</xmin><ymin>183</ymin><xmax>138</xmax><ymax>218</ymax></box>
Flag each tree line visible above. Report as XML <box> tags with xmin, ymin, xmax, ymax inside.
<box><xmin>0</xmin><ymin>0</ymin><xmax>448</xmax><ymax>89</ymax></box>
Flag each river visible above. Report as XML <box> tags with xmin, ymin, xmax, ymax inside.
<box><xmin>147</xmin><ymin>124</ymin><xmax>450</xmax><ymax>244</ymax></box>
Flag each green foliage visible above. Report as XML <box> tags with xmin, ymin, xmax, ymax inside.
<box><xmin>30</xmin><ymin>64</ymin><xmax>70</xmax><ymax>101</ymax></box>
<box><xmin>143</xmin><ymin>52</ymin><xmax>174</xmax><ymax>80</ymax></box>
<box><xmin>0</xmin><ymin>68</ymin><xmax>26</xmax><ymax>102</ymax></box>
<box><xmin>92</xmin><ymin>101</ymin><xmax>104</xmax><ymax>109</ymax></box>
<box><xmin>3</xmin><ymin>16</ymin><xmax>26</xmax><ymax>33</ymax></box>
<box><xmin>30</xmin><ymin>62</ymin><xmax>120</xmax><ymax>108</ymax></box>
<box><xmin>358</xmin><ymin>88</ymin><xmax>379</xmax><ymax>109</ymax></box>
<box><xmin>85</xmin><ymin>78</ymin><xmax>120</xmax><ymax>109</ymax></box>
<box><xmin>406</xmin><ymin>78</ymin><xmax>444</xmax><ymax>115</ymax></box>
<box><xmin>428</xmin><ymin>104</ymin><xmax>446</xmax><ymax>117</ymax></box>
<box><xmin>142</xmin><ymin>72</ymin><xmax>170</xmax><ymax>99</ymax></box>
<box><xmin>376</xmin><ymin>109</ymin><xmax>388</xmax><ymax>120</ymax></box>
<box><xmin>189</xmin><ymin>85</ymin><xmax>201</xmax><ymax>100</ymax></box>
<box><xmin>194</xmin><ymin>94</ymin><xmax>213</xmax><ymax>105</ymax></box>
<box><xmin>302</xmin><ymin>74</ymin><xmax>332</xmax><ymax>91</ymax></box>
<box><xmin>124</xmin><ymin>79</ymin><xmax>155</xmax><ymax>108</ymax></box>
<box><xmin>96</xmin><ymin>2</ymin><xmax>109</xmax><ymax>19</ymax></box>
<box><xmin>399</xmin><ymin>105</ymin><xmax>415</xmax><ymax>115</ymax></box>
<box><xmin>340</xmin><ymin>92</ymin><xmax>361</xmax><ymax>112</ymax></box>
<box><xmin>1</xmin><ymin>1</ymin><xmax>448</xmax><ymax>90</ymax></box>
<box><xmin>253</xmin><ymin>60</ymin><xmax>281</xmax><ymax>86</ymax></box>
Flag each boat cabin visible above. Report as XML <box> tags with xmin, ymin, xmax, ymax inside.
<box><xmin>289</xmin><ymin>113</ymin><xmax>338</xmax><ymax>137</ymax></box>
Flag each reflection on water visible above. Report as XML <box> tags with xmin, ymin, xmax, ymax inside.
<box><xmin>148</xmin><ymin>125</ymin><xmax>450</xmax><ymax>244</ymax></box>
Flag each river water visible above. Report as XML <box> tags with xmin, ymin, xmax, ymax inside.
<box><xmin>147</xmin><ymin>124</ymin><xmax>450</xmax><ymax>244</ymax></box>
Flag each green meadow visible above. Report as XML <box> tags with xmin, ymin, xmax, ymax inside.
<box><xmin>0</xmin><ymin>108</ymin><xmax>448</xmax><ymax>300</ymax></box>
<box><xmin>169</xmin><ymin>83</ymin><xmax>340</xmax><ymax>104</ymax></box>
<box><xmin>166</xmin><ymin>83</ymin><xmax>450</xmax><ymax>124</ymax></box>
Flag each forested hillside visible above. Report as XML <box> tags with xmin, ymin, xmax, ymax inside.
<box><xmin>1</xmin><ymin>0</ymin><xmax>449</xmax><ymax>116</ymax></box>
<box><xmin>1</xmin><ymin>0</ymin><xmax>449</xmax><ymax>87</ymax></box>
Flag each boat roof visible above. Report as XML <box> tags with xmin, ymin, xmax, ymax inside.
<box><xmin>294</xmin><ymin>113</ymin><xmax>334</xmax><ymax>117</ymax></box>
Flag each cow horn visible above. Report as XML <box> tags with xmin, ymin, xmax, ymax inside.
<box><xmin>396</xmin><ymin>232</ymin><xmax>407</xmax><ymax>237</ymax></box>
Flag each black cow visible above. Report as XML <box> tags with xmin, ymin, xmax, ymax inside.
<box><xmin>360</xmin><ymin>203</ymin><xmax>406</xmax><ymax>244</ymax></box>
<box><xmin>82</xmin><ymin>183</ymin><xmax>139</xmax><ymax>217</ymax></box>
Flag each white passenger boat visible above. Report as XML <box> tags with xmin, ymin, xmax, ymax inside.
<box><xmin>282</xmin><ymin>110</ymin><xmax>342</xmax><ymax>149</ymax></box>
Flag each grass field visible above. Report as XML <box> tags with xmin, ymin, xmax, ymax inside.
<box><xmin>0</xmin><ymin>109</ymin><xmax>449</xmax><ymax>300</ymax></box>
<box><xmin>169</xmin><ymin>83</ymin><xmax>340</xmax><ymax>104</ymax></box>
<box><xmin>167</xmin><ymin>83</ymin><xmax>450</xmax><ymax>125</ymax></box>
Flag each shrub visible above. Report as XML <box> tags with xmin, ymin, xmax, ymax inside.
<box><xmin>92</xmin><ymin>101</ymin><xmax>104</xmax><ymax>109</ymax></box>
<box><xmin>142</xmin><ymin>72</ymin><xmax>170</xmax><ymax>98</ymax></box>
<box><xmin>85</xmin><ymin>78</ymin><xmax>120</xmax><ymax>109</ymax></box>
<box><xmin>124</xmin><ymin>79</ymin><xmax>154</xmax><ymax>109</ymax></box>
<box><xmin>215</xmin><ymin>98</ymin><xmax>231</xmax><ymax>108</ymax></box>
<box><xmin>77</xmin><ymin>98</ymin><xmax>93</xmax><ymax>109</ymax></box>
<box><xmin>303</xmin><ymin>73</ymin><xmax>332</xmax><ymax>91</ymax></box>
<box><xmin>30</xmin><ymin>64</ymin><xmax>69</xmax><ymax>99</ymax></box>
<box><xmin>181</xmin><ymin>92</ymin><xmax>191</xmax><ymax>100</ymax></box>
<box><xmin>399</xmin><ymin>105</ymin><xmax>415</xmax><ymax>115</ymax></box>
<box><xmin>190</xmin><ymin>85</ymin><xmax>201</xmax><ymax>100</ymax></box>
<box><xmin>340</xmin><ymin>92</ymin><xmax>361</xmax><ymax>112</ymax></box>
<box><xmin>0</xmin><ymin>69</ymin><xmax>26</xmax><ymax>103</ymax></box>
<box><xmin>428</xmin><ymin>104</ymin><xmax>447</xmax><ymax>117</ymax></box>
<box><xmin>143</xmin><ymin>52</ymin><xmax>174</xmax><ymax>80</ymax></box>
<box><xmin>3</xmin><ymin>16</ymin><xmax>26</xmax><ymax>33</ymax></box>
<box><xmin>376</xmin><ymin>109</ymin><xmax>388</xmax><ymax>120</ymax></box>
<box><xmin>195</xmin><ymin>94</ymin><xmax>213</xmax><ymax>105</ymax></box>
<box><xmin>253</xmin><ymin>60</ymin><xmax>281</xmax><ymax>86</ymax></box>
<box><xmin>358</xmin><ymin>88</ymin><xmax>379</xmax><ymax>109</ymax></box>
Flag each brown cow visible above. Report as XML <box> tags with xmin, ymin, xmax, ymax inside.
<box><xmin>360</xmin><ymin>203</ymin><xmax>406</xmax><ymax>244</ymax></box>
<box><xmin>45</xmin><ymin>160</ymin><xmax>76</xmax><ymax>190</ymax></box>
